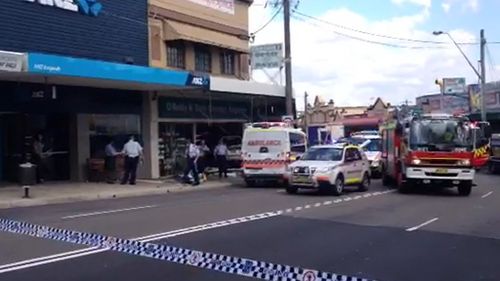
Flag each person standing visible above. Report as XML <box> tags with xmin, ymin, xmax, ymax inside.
<box><xmin>105</xmin><ymin>138</ymin><xmax>120</xmax><ymax>184</ymax></box>
<box><xmin>32</xmin><ymin>133</ymin><xmax>46</xmax><ymax>184</ymax></box>
<box><xmin>121</xmin><ymin>135</ymin><xmax>143</xmax><ymax>185</ymax></box>
<box><xmin>214</xmin><ymin>139</ymin><xmax>228</xmax><ymax>178</ymax></box>
<box><xmin>183</xmin><ymin>139</ymin><xmax>200</xmax><ymax>186</ymax></box>
<box><xmin>197</xmin><ymin>139</ymin><xmax>210</xmax><ymax>181</ymax></box>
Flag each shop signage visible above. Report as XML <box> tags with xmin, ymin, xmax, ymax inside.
<box><xmin>187</xmin><ymin>0</ymin><xmax>234</xmax><ymax>15</ymax></box>
<box><xmin>251</xmin><ymin>43</ymin><xmax>283</xmax><ymax>70</ymax></box>
<box><xmin>443</xmin><ymin>77</ymin><xmax>466</xmax><ymax>94</ymax></box>
<box><xmin>0</xmin><ymin>51</ymin><xmax>23</xmax><ymax>72</ymax></box>
<box><xmin>158</xmin><ymin>97</ymin><xmax>250</xmax><ymax>120</ymax></box>
<box><xmin>186</xmin><ymin>73</ymin><xmax>210</xmax><ymax>89</ymax></box>
<box><xmin>24</xmin><ymin>0</ymin><xmax>103</xmax><ymax>17</ymax></box>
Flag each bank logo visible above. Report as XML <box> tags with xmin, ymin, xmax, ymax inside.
<box><xmin>25</xmin><ymin>0</ymin><xmax>103</xmax><ymax>17</ymax></box>
<box><xmin>76</xmin><ymin>0</ymin><xmax>102</xmax><ymax>17</ymax></box>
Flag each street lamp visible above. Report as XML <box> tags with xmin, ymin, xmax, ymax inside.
<box><xmin>433</xmin><ymin>30</ymin><xmax>486</xmax><ymax>121</ymax></box>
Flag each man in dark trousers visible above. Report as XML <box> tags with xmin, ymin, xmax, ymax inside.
<box><xmin>214</xmin><ymin>139</ymin><xmax>228</xmax><ymax>178</ymax></box>
<box><xmin>105</xmin><ymin>138</ymin><xmax>120</xmax><ymax>184</ymax></box>
<box><xmin>121</xmin><ymin>135</ymin><xmax>143</xmax><ymax>185</ymax></box>
<box><xmin>183</xmin><ymin>139</ymin><xmax>200</xmax><ymax>186</ymax></box>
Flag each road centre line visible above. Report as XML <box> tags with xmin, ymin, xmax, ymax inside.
<box><xmin>406</xmin><ymin>217</ymin><xmax>439</xmax><ymax>232</ymax></box>
<box><xmin>61</xmin><ymin>205</ymin><xmax>158</xmax><ymax>219</ymax></box>
<box><xmin>0</xmin><ymin>189</ymin><xmax>395</xmax><ymax>273</ymax></box>
<box><xmin>481</xmin><ymin>191</ymin><xmax>493</xmax><ymax>199</ymax></box>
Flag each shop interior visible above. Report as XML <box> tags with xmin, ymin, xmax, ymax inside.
<box><xmin>0</xmin><ymin>113</ymin><xmax>70</xmax><ymax>182</ymax></box>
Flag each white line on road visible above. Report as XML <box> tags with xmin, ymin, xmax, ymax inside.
<box><xmin>323</xmin><ymin>201</ymin><xmax>332</xmax><ymax>205</ymax></box>
<box><xmin>481</xmin><ymin>191</ymin><xmax>493</xmax><ymax>199</ymax></box>
<box><xmin>0</xmin><ymin>212</ymin><xmax>280</xmax><ymax>273</ymax></box>
<box><xmin>295</xmin><ymin>206</ymin><xmax>303</xmax><ymax>211</ymax></box>
<box><xmin>304</xmin><ymin>205</ymin><xmax>311</xmax><ymax>209</ymax></box>
<box><xmin>314</xmin><ymin>203</ymin><xmax>322</xmax><ymax>207</ymax></box>
<box><xmin>406</xmin><ymin>217</ymin><xmax>439</xmax><ymax>232</ymax></box>
<box><xmin>353</xmin><ymin>196</ymin><xmax>362</xmax><ymax>200</ymax></box>
<box><xmin>61</xmin><ymin>205</ymin><xmax>158</xmax><ymax>219</ymax></box>
<box><xmin>334</xmin><ymin>199</ymin><xmax>343</xmax><ymax>203</ymax></box>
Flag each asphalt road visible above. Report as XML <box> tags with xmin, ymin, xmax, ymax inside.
<box><xmin>0</xmin><ymin>172</ymin><xmax>499</xmax><ymax>281</ymax></box>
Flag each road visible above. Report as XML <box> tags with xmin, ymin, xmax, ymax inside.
<box><xmin>0</xmin><ymin>173</ymin><xmax>499</xmax><ymax>281</ymax></box>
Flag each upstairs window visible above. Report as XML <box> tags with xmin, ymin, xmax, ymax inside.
<box><xmin>220</xmin><ymin>51</ymin><xmax>235</xmax><ymax>75</ymax></box>
<box><xmin>195</xmin><ymin>46</ymin><xmax>212</xmax><ymax>73</ymax></box>
<box><xmin>166</xmin><ymin>41</ymin><xmax>185</xmax><ymax>69</ymax></box>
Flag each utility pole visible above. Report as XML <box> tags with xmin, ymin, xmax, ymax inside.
<box><xmin>480</xmin><ymin>29</ymin><xmax>487</xmax><ymax>122</ymax></box>
<box><xmin>283</xmin><ymin>0</ymin><xmax>294</xmax><ymax>116</ymax></box>
<box><xmin>303</xmin><ymin>91</ymin><xmax>308</xmax><ymax>138</ymax></box>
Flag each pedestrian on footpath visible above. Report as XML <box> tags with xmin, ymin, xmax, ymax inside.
<box><xmin>104</xmin><ymin>138</ymin><xmax>120</xmax><ymax>184</ymax></box>
<box><xmin>197</xmin><ymin>139</ymin><xmax>210</xmax><ymax>181</ymax></box>
<box><xmin>183</xmin><ymin>139</ymin><xmax>200</xmax><ymax>186</ymax></box>
<box><xmin>121</xmin><ymin>135</ymin><xmax>143</xmax><ymax>185</ymax></box>
<box><xmin>214</xmin><ymin>139</ymin><xmax>228</xmax><ymax>178</ymax></box>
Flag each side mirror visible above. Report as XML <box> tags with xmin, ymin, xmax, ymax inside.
<box><xmin>295</xmin><ymin>155</ymin><xmax>301</xmax><ymax>160</ymax></box>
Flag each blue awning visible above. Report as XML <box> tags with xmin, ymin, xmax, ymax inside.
<box><xmin>22</xmin><ymin>53</ymin><xmax>209</xmax><ymax>90</ymax></box>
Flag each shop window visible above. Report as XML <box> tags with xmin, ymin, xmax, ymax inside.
<box><xmin>89</xmin><ymin>114</ymin><xmax>141</xmax><ymax>158</ymax></box>
<box><xmin>290</xmin><ymin>132</ymin><xmax>306</xmax><ymax>153</ymax></box>
<box><xmin>220</xmin><ymin>51</ymin><xmax>235</xmax><ymax>75</ymax></box>
<box><xmin>166</xmin><ymin>41</ymin><xmax>185</xmax><ymax>69</ymax></box>
<box><xmin>195</xmin><ymin>46</ymin><xmax>212</xmax><ymax>73</ymax></box>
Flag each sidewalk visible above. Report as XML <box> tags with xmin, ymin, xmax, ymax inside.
<box><xmin>0</xmin><ymin>178</ymin><xmax>235</xmax><ymax>209</ymax></box>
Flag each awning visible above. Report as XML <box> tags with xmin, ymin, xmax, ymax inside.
<box><xmin>164</xmin><ymin>20</ymin><xmax>249</xmax><ymax>53</ymax></box>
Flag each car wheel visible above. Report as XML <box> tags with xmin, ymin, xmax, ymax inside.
<box><xmin>286</xmin><ymin>185</ymin><xmax>298</xmax><ymax>194</ymax></box>
<box><xmin>332</xmin><ymin>176</ymin><xmax>344</xmax><ymax>196</ymax></box>
<box><xmin>245</xmin><ymin>179</ymin><xmax>256</xmax><ymax>187</ymax></box>
<box><xmin>458</xmin><ymin>181</ymin><xmax>472</xmax><ymax>196</ymax></box>
<box><xmin>358</xmin><ymin>172</ymin><xmax>370</xmax><ymax>192</ymax></box>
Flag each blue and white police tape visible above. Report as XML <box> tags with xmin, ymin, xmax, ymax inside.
<box><xmin>0</xmin><ymin>218</ymin><xmax>377</xmax><ymax>281</ymax></box>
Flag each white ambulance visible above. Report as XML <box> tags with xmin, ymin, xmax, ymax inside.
<box><xmin>241</xmin><ymin>122</ymin><xmax>307</xmax><ymax>187</ymax></box>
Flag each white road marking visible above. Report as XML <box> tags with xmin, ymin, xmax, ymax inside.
<box><xmin>334</xmin><ymin>199</ymin><xmax>343</xmax><ymax>203</ymax></box>
<box><xmin>323</xmin><ymin>201</ymin><xmax>332</xmax><ymax>205</ymax></box>
<box><xmin>286</xmin><ymin>208</ymin><xmax>293</xmax><ymax>213</ymax></box>
<box><xmin>0</xmin><ymin>212</ymin><xmax>279</xmax><ymax>273</ymax></box>
<box><xmin>363</xmin><ymin>194</ymin><xmax>372</xmax><ymax>198</ymax></box>
<box><xmin>353</xmin><ymin>196</ymin><xmax>362</xmax><ymax>200</ymax></box>
<box><xmin>61</xmin><ymin>205</ymin><xmax>158</xmax><ymax>219</ymax></box>
<box><xmin>295</xmin><ymin>206</ymin><xmax>303</xmax><ymax>211</ymax></box>
<box><xmin>304</xmin><ymin>205</ymin><xmax>311</xmax><ymax>209</ymax></box>
<box><xmin>406</xmin><ymin>217</ymin><xmax>439</xmax><ymax>232</ymax></box>
<box><xmin>314</xmin><ymin>203</ymin><xmax>322</xmax><ymax>207</ymax></box>
<box><xmin>481</xmin><ymin>191</ymin><xmax>493</xmax><ymax>199</ymax></box>
<box><xmin>343</xmin><ymin>197</ymin><xmax>352</xmax><ymax>202</ymax></box>
<box><xmin>372</xmin><ymin>192</ymin><xmax>382</xmax><ymax>196</ymax></box>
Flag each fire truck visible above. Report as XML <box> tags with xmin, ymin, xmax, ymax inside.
<box><xmin>380</xmin><ymin>112</ymin><xmax>491</xmax><ymax>196</ymax></box>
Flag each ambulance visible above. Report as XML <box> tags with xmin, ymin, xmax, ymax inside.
<box><xmin>241</xmin><ymin>122</ymin><xmax>307</xmax><ymax>187</ymax></box>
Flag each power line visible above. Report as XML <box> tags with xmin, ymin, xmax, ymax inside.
<box><xmin>486</xmin><ymin>43</ymin><xmax>498</xmax><ymax>81</ymax></box>
<box><xmin>292</xmin><ymin>14</ymin><xmax>448</xmax><ymax>49</ymax></box>
<box><xmin>251</xmin><ymin>4</ymin><xmax>283</xmax><ymax>35</ymax></box>
<box><xmin>293</xmin><ymin>10</ymin><xmax>500</xmax><ymax>46</ymax></box>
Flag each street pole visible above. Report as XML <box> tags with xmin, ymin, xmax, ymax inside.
<box><xmin>480</xmin><ymin>29</ymin><xmax>487</xmax><ymax>122</ymax></box>
<box><xmin>283</xmin><ymin>0</ymin><xmax>294</xmax><ymax>116</ymax></box>
<box><xmin>304</xmin><ymin>91</ymin><xmax>308</xmax><ymax>139</ymax></box>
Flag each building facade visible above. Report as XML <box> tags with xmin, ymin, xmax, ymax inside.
<box><xmin>0</xmin><ymin>0</ymin><xmax>285</xmax><ymax>183</ymax></box>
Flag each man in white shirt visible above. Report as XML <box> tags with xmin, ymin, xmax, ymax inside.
<box><xmin>121</xmin><ymin>135</ymin><xmax>143</xmax><ymax>185</ymax></box>
<box><xmin>105</xmin><ymin>139</ymin><xmax>120</xmax><ymax>184</ymax></box>
<box><xmin>183</xmin><ymin>139</ymin><xmax>200</xmax><ymax>185</ymax></box>
<box><xmin>214</xmin><ymin>139</ymin><xmax>228</xmax><ymax>178</ymax></box>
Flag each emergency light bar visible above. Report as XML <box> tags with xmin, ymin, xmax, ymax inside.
<box><xmin>248</xmin><ymin>122</ymin><xmax>291</xmax><ymax>129</ymax></box>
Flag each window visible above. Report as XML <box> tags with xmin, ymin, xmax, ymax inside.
<box><xmin>345</xmin><ymin>148</ymin><xmax>361</xmax><ymax>161</ymax></box>
<box><xmin>195</xmin><ymin>46</ymin><xmax>212</xmax><ymax>73</ymax></box>
<box><xmin>220</xmin><ymin>51</ymin><xmax>235</xmax><ymax>75</ymax></box>
<box><xmin>166</xmin><ymin>42</ymin><xmax>185</xmax><ymax>69</ymax></box>
<box><xmin>289</xmin><ymin>132</ymin><xmax>306</xmax><ymax>153</ymax></box>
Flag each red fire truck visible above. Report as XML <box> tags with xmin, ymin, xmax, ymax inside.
<box><xmin>380</xmin><ymin>113</ymin><xmax>491</xmax><ymax>196</ymax></box>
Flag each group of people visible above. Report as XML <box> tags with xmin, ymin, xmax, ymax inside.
<box><xmin>183</xmin><ymin>139</ymin><xmax>229</xmax><ymax>186</ymax></box>
<box><xmin>105</xmin><ymin>136</ymin><xmax>144</xmax><ymax>185</ymax></box>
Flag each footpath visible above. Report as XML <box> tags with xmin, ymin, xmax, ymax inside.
<box><xmin>0</xmin><ymin>178</ymin><xmax>235</xmax><ymax>209</ymax></box>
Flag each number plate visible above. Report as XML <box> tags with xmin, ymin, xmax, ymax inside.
<box><xmin>293</xmin><ymin>175</ymin><xmax>311</xmax><ymax>183</ymax></box>
<box><xmin>435</xmin><ymin>168</ymin><xmax>448</xmax><ymax>174</ymax></box>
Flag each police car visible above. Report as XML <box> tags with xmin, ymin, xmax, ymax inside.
<box><xmin>285</xmin><ymin>143</ymin><xmax>371</xmax><ymax>195</ymax></box>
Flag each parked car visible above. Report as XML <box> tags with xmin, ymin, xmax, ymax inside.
<box><xmin>220</xmin><ymin>135</ymin><xmax>242</xmax><ymax>169</ymax></box>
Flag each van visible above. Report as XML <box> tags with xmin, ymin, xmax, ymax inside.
<box><xmin>241</xmin><ymin>122</ymin><xmax>307</xmax><ymax>187</ymax></box>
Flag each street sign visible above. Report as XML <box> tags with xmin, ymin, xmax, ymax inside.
<box><xmin>443</xmin><ymin>77</ymin><xmax>466</xmax><ymax>94</ymax></box>
<box><xmin>250</xmin><ymin>43</ymin><xmax>283</xmax><ymax>69</ymax></box>
<box><xmin>0</xmin><ymin>51</ymin><xmax>23</xmax><ymax>72</ymax></box>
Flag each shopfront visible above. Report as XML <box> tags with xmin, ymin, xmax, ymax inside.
<box><xmin>154</xmin><ymin>77</ymin><xmax>288</xmax><ymax>177</ymax></box>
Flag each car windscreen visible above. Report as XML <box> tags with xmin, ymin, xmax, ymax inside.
<box><xmin>363</xmin><ymin>139</ymin><xmax>382</xmax><ymax>151</ymax></box>
<box><xmin>300</xmin><ymin>147</ymin><xmax>343</xmax><ymax>161</ymax></box>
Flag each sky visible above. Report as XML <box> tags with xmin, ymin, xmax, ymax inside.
<box><xmin>248</xmin><ymin>0</ymin><xmax>500</xmax><ymax>110</ymax></box>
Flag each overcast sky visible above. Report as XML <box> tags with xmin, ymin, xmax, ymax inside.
<box><xmin>249</xmin><ymin>0</ymin><xmax>500</xmax><ymax>110</ymax></box>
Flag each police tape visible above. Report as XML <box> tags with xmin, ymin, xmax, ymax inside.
<box><xmin>0</xmin><ymin>218</ymin><xmax>376</xmax><ymax>281</ymax></box>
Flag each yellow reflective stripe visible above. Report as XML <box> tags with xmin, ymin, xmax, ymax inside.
<box><xmin>345</xmin><ymin>178</ymin><xmax>362</xmax><ymax>184</ymax></box>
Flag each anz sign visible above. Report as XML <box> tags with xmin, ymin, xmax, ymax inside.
<box><xmin>25</xmin><ymin>0</ymin><xmax>103</xmax><ymax>17</ymax></box>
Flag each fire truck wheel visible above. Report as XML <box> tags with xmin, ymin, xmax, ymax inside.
<box><xmin>333</xmin><ymin>176</ymin><xmax>344</xmax><ymax>196</ymax></box>
<box><xmin>286</xmin><ymin>185</ymin><xmax>298</xmax><ymax>194</ymax></box>
<box><xmin>358</xmin><ymin>173</ymin><xmax>370</xmax><ymax>192</ymax></box>
<box><xmin>245</xmin><ymin>179</ymin><xmax>257</xmax><ymax>187</ymax></box>
<box><xmin>458</xmin><ymin>181</ymin><xmax>472</xmax><ymax>196</ymax></box>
